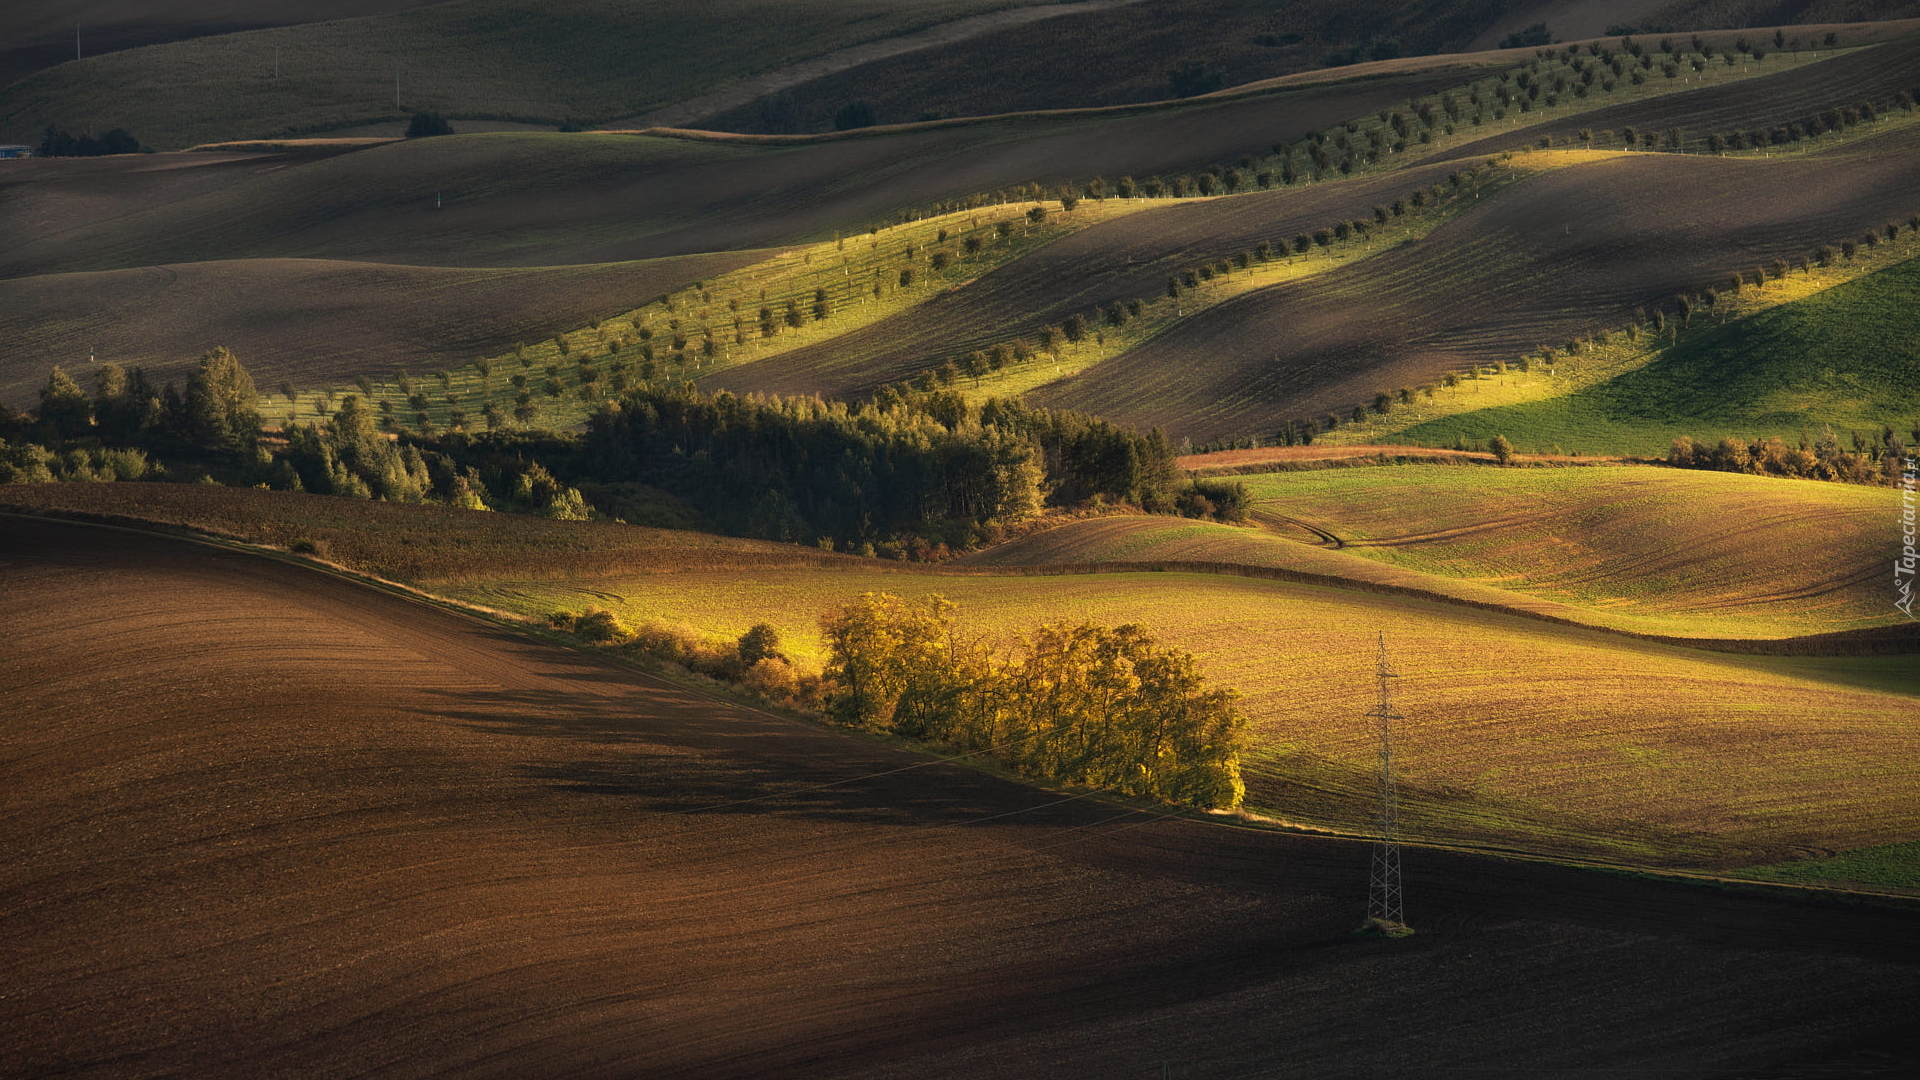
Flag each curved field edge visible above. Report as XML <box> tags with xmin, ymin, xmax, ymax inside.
<box><xmin>5</xmin><ymin>488</ymin><xmax>1916</xmax><ymax>876</ymax></box>
<box><xmin>433</xmin><ymin>566</ymin><xmax>1920</xmax><ymax>868</ymax></box>
<box><xmin>1223</xmin><ymin>464</ymin><xmax>1902</xmax><ymax>639</ymax></box>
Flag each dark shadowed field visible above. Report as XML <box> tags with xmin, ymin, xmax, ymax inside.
<box><xmin>0</xmin><ymin>252</ymin><xmax>759</xmax><ymax>405</ymax></box>
<box><xmin>4</xmin><ymin>515</ymin><xmax>1919</xmax><ymax>1078</ymax></box>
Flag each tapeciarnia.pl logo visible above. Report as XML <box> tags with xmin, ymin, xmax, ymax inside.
<box><xmin>1897</xmin><ymin>456</ymin><xmax>1917</xmax><ymax>621</ymax></box>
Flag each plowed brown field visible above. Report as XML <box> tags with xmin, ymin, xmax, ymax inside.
<box><xmin>0</xmin><ymin>253</ymin><xmax>757</xmax><ymax>405</ymax></box>
<box><xmin>6</xmin><ymin>516</ymin><xmax>1920</xmax><ymax>1078</ymax></box>
<box><xmin>1031</xmin><ymin>121</ymin><xmax>1920</xmax><ymax>437</ymax></box>
<box><xmin>705</xmin><ymin>159</ymin><xmax>1480</xmax><ymax>398</ymax></box>
<box><xmin>0</xmin><ymin>68</ymin><xmax>1477</xmax><ymax>280</ymax></box>
<box><xmin>1435</xmin><ymin>36</ymin><xmax>1920</xmax><ymax>164</ymax></box>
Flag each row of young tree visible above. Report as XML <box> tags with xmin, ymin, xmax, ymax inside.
<box><xmin>821</xmin><ymin>593</ymin><xmax>1249</xmax><ymax>809</ymax></box>
<box><xmin>1277</xmin><ymin>208</ymin><xmax>1920</xmax><ymax>455</ymax></box>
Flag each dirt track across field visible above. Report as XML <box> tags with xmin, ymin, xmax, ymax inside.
<box><xmin>4</xmin><ymin>516</ymin><xmax>1919</xmax><ymax>1078</ymax></box>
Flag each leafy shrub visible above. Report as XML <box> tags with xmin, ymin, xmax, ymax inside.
<box><xmin>573</xmin><ymin>607</ymin><xmax>633</xmax><ymax>643</ymax></box>
<box><xmin>405</xmin><ymin>112</ymin><xmax>454</xmax><ymax>138</ymax></box>
<box><xmin>820</xmin><ymin>593</ymin><xmax>1248</xmax><ymax>808</ymax></box>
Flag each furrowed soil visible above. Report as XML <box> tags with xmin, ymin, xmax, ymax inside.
<box><xmin>7</xmin><ymin>516</ymin><xmax>1920</xmax><ymax>1078</ymax></box>
<box><xmin>1030</xmin><ymin>122</ymin><xmax>1920</xmax><ymax>437</ymax></box>
<box><xmin>704</xmin><ymin>158</ymin><xmax>1484</xmax><ymax>398</ymax></box>
<box><xmin>0</xmin><ymin>68</ymin><xmax>1481</xmax><ymax>278</ymax></box>
<box><xmin>1433</xmin><ymin>34</ymin><xmax>1920</xmax><ymax>165</ymax></box>
<box><xmin>0</xmin><ymin>0</ymin><xmax>445</xmax><ymax>88</ymax></box>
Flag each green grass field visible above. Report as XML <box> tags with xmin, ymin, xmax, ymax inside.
<box><xmin>1741</xmin><ymin>841</ymin><xmax>1920</xmax><ymax>890</ymax></box>
<box><xmin>1393</xmin><ymin>251</ymin><xmax>1920</xmax><ymax>455</ymax></box>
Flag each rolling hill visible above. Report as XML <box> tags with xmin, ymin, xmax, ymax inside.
<box><xmin>1028</xmin><ymin>119</ymin><xmax>1920</xmax><ymax>438</ymax></box>
<box><xmin>0</xmin><ymin>0</ymin><xmax>445</xmax><ymax>89</ymax></box>
<box><xmin>9</xmin><ymin>514</ymin><xmax>1919</xmax><ymax>1077</ymax></box>
<box><xmin>0</xmin><ymin>252</ymin><xmax>761</xmax><ymax>406</ymax></box>
<box><xmin>703</xmin><ymin>156</ymin><xmax>1496</xmax><ymax>398</ymax></box>
<box><xmin>693</xmin><ymin>3</ymin><xmax>1920</xmax><ymax>133</ymax></box>
<box><xmin>0</xmin><ymin>0</ymin><xmax>1073</xmax><ymax>149</ymax></box>
<box><xmin>958</xmin><ymin>465</ymin><xmax>1905</xmax><ymax>638</ymax></box>
<box><xmin>9</xmin><ymin>482</ymin><xmax>1914</xmax><ymax>868</ymax></box>
<box><xmin>1395</xmin><ymin>249</ymin><xmax>1920</xmax><ymax>453</ymax></box>
<box><xmin>0</xmin><ymin>66</ymin><xmax>1486</xmax><ymax>279</ymax></box>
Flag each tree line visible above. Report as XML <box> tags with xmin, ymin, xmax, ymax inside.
<box><xmin>1</xmin><ymin>351</ymin><xmax>1251</xmax><ymax>554</ymax></box>
<box><xmin>821</xmin><ymin>593</ymin><xmax>1249</xmax><ymax>809</ymax></box>
<box><xmin>36</xmin><ymin>126</ymin><xmax>143</xmax><ymax>157</ymax></box>
<box><xmin>1668</xmin><ymin>428</ymin><xmax>1913</xmax><ymax>486</ymax></box>
<box><xmin>568</xmin><ymin>382</ymin><xmax>1222</xmax><ymax>554</ymax></box>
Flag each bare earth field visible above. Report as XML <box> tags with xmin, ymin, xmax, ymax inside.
<box><xmin>1435</xmin><ymin>35</ymin><xmax>1920</xmax><ymax>164</ymax></box>
<box><xmin>0</xmin><ymin>68</ymin><xmax>1478</xmax><ymax>278</ymax></box>
<box><xmin>0</xmin><ymin>0</ymin><xmax>444</xmax><ymax>88</ymax></box>
<box><xmin>0</xmin><ymin>252</ymin><xmax>760</xmax><ymax>406</ymax></box>
<box><xmin>705</xmin><ymin>158</ymin><xmax>1483</xmax><ymax>398</ymax></box>
<box><xmin>6</xmin><ymin>516</ymin><xmax>1920</xmax><ymax>1078</ymax></box>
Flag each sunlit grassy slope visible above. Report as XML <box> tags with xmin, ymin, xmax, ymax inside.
<box><xmin>955</xmin><ymin>466</ymin><xmax>1900</xmax><ymax>639</ymax></box>
<box><xmin>1231</xmin><ymin>465</ymin><xmax>1902</xmax><ymax>636</ymax></box>
<box><xmin>1392</xmin><ymin>251</ymin><xmax>1920</xmax><ymax>455</ymax></box>
<box><xmin>437</xmin><ymin>564</ymin><xmax>1920</xmax><ymax>869</ymax></box>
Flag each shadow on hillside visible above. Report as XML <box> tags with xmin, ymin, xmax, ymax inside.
<box><xmin>413</xmin><ymin>663</ymin><xmax>1145</xmax><ymax>833</ymax></box>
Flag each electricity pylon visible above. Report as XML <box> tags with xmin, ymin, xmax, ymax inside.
<box><xmin>1365</xmin><ymin>631</ymin><xmax>1409</xmax><ymax>934</ymax></box>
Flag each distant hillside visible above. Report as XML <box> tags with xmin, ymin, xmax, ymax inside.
<box><xmin>0</xmin><ymin>68</ymin><xmax>1473</xmax><ymax>278</ymax></box>
<box><xmin>0</xmin><ymin>0</ymin><xmax>443</xmax><ymax>89</ymax></box>
<box><xmin>696</xmin><ymin>0</ymin><xmax>1537</xmax><ymax>132</ymax></box>
<box><xmin>694</xmin><ymin>0</ymin><xmax>1920</xmax><ymax>133</ymax></box>
<box><xmin>0</xmin><ymin>0</ymin><xmax>1061</xmax><ymax>149</ymax></box>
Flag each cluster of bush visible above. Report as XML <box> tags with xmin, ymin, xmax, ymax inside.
<box><xmin>553</xmin><ymin>610</ymin><xmax>826</xmax><ymax>707</ymax></box>
<box><xmin>551</xmin><ymin>594</ymin><xmax>1249</xmax><ymax>810</ymax></box>
<box><xmin>36</xmin><ymin>126</ymin><xmax>142</xmax><ymax>157</ymax></box>
<box><xmin>821</xmin><ymin>593</ymin><xmax>1248</xmax><ymax>809</ymax></box>
<box><xmin>1668</xmin><ymin>429</ymin><xmax>1912</xmax><ymax>485</ymax></box>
